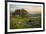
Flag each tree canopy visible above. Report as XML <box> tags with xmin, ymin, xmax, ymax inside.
<box><xmin>11</xmin><ymin>9</ymin><xmax>28</xmax><ymax>17</ymax></box>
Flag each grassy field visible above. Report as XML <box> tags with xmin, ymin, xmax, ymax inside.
<box><xmin>10</xmin><ymin>14</ymin><xmax>41</xmax><ymax>29</ymax></box>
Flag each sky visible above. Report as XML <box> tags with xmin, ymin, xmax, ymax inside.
<box><xmin>10</xmin><ymin>3</ymin><xmax>42</xmax><ymax>14</ymax></box>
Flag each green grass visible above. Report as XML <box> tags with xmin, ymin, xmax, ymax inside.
<box><xmin>10</xmin><ymin>15</ymin><xmax>41</xmax><ymax>29</ymax></box>
<box><xmin>10</xmin><ymin>16</ymin><xmax>31</xmax><ymax>29</ymax></box>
